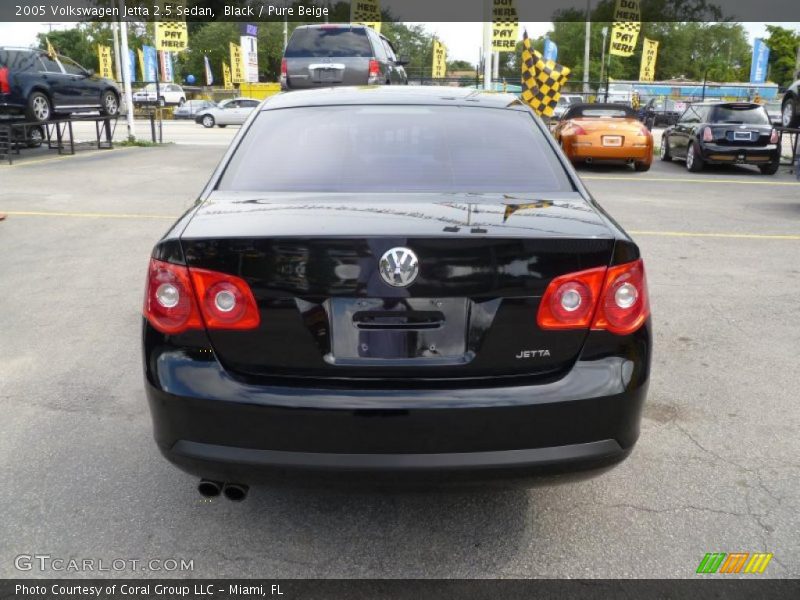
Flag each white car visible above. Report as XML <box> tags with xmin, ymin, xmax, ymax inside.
<box><xmin>194</xmin><ymin>98</ymin><xmax>260</xmax><ymax>128</ymax></box>
<box><xmin>552</xmin><ymin>94</ymin><xmax>585</xmax><ymax>119</ymax></box>
<box><xmin>132</xmin><ymin>83</ymin><xmax>186</xmax><ymax>106</ymax></box>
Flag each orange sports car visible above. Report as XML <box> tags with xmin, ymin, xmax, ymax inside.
<box><xmin>553</xmin><ymin>103</ymin><xmax>653</xmax><ymax>171</ymax></box>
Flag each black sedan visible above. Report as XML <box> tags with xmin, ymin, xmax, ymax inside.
<box><xmin>660</xmin><ymin>101</ymin><xmax>781</xmax><ymax>174</ymax></box>
<box><xmin>142</xmin><ymin>87</ymin><xmax>652</xmax><ymax>500</ymax></box>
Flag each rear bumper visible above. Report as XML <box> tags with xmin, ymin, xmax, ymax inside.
<box><xmin>144</xmin><ymin>321</ymin><xmax>651</xmax><ymax>485</ymax></box>
<box><xmin>565</xmin><ymin>142</ymin><xmax>652</xmax><ymax>162</ymax></box>
<box><xmin>699</xmin><ymin>143</ymin><xmax>780</xmax><ymax>164</ymax></box>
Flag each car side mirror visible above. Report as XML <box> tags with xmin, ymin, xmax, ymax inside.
<box><xmin>395</xmin><ymin>56</ymin><xmax>410</xmax><ymax>66</ymax></box>
<box><xmin>85</xmin><ymin>70</ymin><xmax>94</xmax><ymax>77</ymax></box>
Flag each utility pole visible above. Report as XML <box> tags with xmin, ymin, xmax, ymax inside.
<box><xmin>111</xmin><ymin>22</ymin><xmax>122</xmax><ymax>83</ymax></box>
<box><xmin>118</xmin><ymin>0</ymin><xmax>135</xmax><ymax>139</ymax></box>
<box><xmin>583</xmin><ymin>0</ymin><xmax>591</xmax><ymax>94</ymax></box>
<box><xmin>599</xmin><ymin>26</ymin><xmax>608</xmax><ymax>99</ymax></box>
<box><xmin>795</xmin><ymin>43</ymin><xmax>800</xmax><ymax>79</ymax></box>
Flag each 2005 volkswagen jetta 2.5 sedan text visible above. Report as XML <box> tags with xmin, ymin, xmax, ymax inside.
<box><xmin>142</xmin><ymin>87</ymin><xmax>651</xmax><ymax>500</ymax></box>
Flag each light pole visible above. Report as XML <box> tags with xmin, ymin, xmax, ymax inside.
<box><xmin>598</xmin><ymin>26</ymin><xmax>608</xmax><ymax>99</ymax></box>
<box><xmin>583</xmin><ymin>0</ymin><xmax>591</xmax><ymax>94</ymax></box>
<box><xmin>118</xmin><ymin>0</ymin><xmax>135</xmax><ymax>139</ymax></box>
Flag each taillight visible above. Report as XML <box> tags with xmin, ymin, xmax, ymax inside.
<box><xmin>143</xmin><ymin>258</ymin><xmax>260</xmax><ymax>334</ymax></box>
<box><xmin>368</xmin><ymin>59</ymin><xmax>380</xmax><ymax>77</ymax></box>
<box><xmin>569</xmin><ymin>124</ymin><xmax>587</xmax><ymax>136</ymax></box>
<box><xmin>537</xmin><ymin>259</ymin><xmax>650</xmax><ymax>335</ymax></box>
<box><xmin>702</xmin><ymin>126</ymin><xmax>713</xmax><ymax>142</ymax></box>
<box><xmin>189</xmin><ymin>268</ymin><xmax>260</xmax><ymax>330</ymax></box>
<box><xmin>0</xmin><ymin>67</ymin><xmax>9</xmax><ymax>94</ymax></box>
<box><xmin>769</xmin><ymin>129</ymin><xmax>779</xmax><ymax>144</ymax></box>
<box><xmin>537</xmin><ymin>266</ymin><xmax>606</xmax><ymax>330</ymax></box>
<box><xmin>280</xmin><ymin>57</ymin><xmax>287</xmax><ymax>78</ymax></box>
<box><xmin>638</xmin><ymin>124</ymin><xmax>651</xmax><ymax>136</ymax></box>
<box><xmin>143</xmin><ymin>259</ymin><xmax>203</xmax><ymax>335</ymax></box>
<box><xmin>592</xmin><ymin>259</ymin><xmax>650</xmax><ymax>335</ymax></box>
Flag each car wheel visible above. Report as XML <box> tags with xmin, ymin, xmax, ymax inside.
<box><xmin>26</xmin><ymin>91</ymin><xmax>51</xmax><ymax>123</ymax></box>
<box><xmin>27</xmin><ymin>126</ymin><xmax>44</xmax><ymax>148</ymax></box>
<box><xmin>659</xmin><ymin>136</ymin><xmax>672</xmax><ymax>161</ymax></box>
<box><xmin>782</xmin><ymin>97</ymin><xmax>798</xmax><ymax>128</ymax></box>
<box><xmin>178</xmin><ymin>98</ymin><xmax>186</xmax><ymax>107</ymax></box>
<box><xmin>634</xmin><ymin>161</ymin><xmax>651</xmax><ymax>172</ymax></box>
<box><xmin>686</xmin><ymin>142</ymin><xmax>704</xmax><ymax>172</ymax></box>
<box><xmin>759</xmin><ymin>162</ymin><xmax>779</xmax><ymax>175</ymax></box>
<box><xmin>100</xmin><ymin>90</ymin><xmax>119</xmax><ymax>116</ymax></box>
<box><xmin>202</xmin><ymin>115</ymin><xmax>215</xmax><ymax>128</ymax></box>
<box><xmin>218</xmin><ymin>125</ymin><xmax>227</xmax><ymax>128</ymax></box>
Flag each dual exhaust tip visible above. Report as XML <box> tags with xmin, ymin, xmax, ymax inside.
<box><xmin>198</xmin><ymin>479</ymin><xmax>248</xmax><ymax>502</ymax></box>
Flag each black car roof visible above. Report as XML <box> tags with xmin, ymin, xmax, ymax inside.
<box><xmin>262</xmin><ymin>86</ymin><xmax>526</xmax><ymax>110</ymax></box>
<box><xmin>562</xmin><ymin>103</ymin><xmax>637</xmax><ymax>119</ymax></box>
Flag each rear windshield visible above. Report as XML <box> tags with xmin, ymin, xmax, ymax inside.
<box><xmin>285</xmin><ymin>28</ymin><xmax>372</xmax><ymax>58</ymax></box>
<box><xmin>218</xmin><ymin>105</ymin><xmax>572</xmax><ymax>193</ymax></box>
<box><xmin>711</xmin><ymin>105</ymin><xmax>769</xmax><ymax>125</ymax></box>
<box><xmin>0</xmin><ymin>50</ymin><xmax>38</xmax><ymax>71</ymax></box>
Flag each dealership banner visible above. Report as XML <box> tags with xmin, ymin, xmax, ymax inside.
<box><xmin>609</xmin><ymin>0</ymin><xmax>641</xmax><ymax>57</ymax></box>
<box><xmin>204</xmin><ymin>55</ymin><xmax>214</xmax><ymax>86</ymax></box>
<box><xmin>159</xmin><ymin>51</ymin><xmax>174</xmax><ymax>82</ymax></box>
<box><xmin>639</xmin><ymin>38</ymin><xmax>658</xmax><ymax>81</ymax></box>
<box><xmin>155</xmin><ymin>21</ymin><xmax>188</xmax><ymax>52</ymax></box>
<box><xmin>749</xmin><ymin>38</ymin><xmax>770</xmax><ymax>83</ymax></box>
<box><xmin>543</xmin><ymin>38</ymin><xmax>558</xmax><ymax>61</ymax></box>
<box><xmin>141</xmin><ymin>45</ymin><xmax>158</xmax><ymax>82</ymax></box>
<box><xmin>97</xmin><ymin>44</ymin><xmax>113</xmax><ymax>80</ymax></box>
<box><xmin>127</xmin><ymin>48</ymin><xmax>137</xmax><ymax>82</ymax></box>
<box><xmin>431</xmin><ymin>39</ymin><xmax>447</xmax><ymax>78</ymax></box>
<box><xmin>239</xmin><ymin>24</ymin><xmax>259</xmax><ymax>83</ymax></box>
<box><xmin>351</xmin><ymin>0</ymin><xmax>381</xmax><ymax>33</ymax></box>
<box><xmin>229</xmin><ymin>43</ymin><xmax>244</xmax><ymax>84</ymax></box>
<box><xmin>222</xmin><ymin>62</ymin><xmax>233</xmax><ymax>89</ymax></box>
<box><xmin>492</xmin><ymin>0</ymin><xmax>519</xmax><ymax>52</ymax></box>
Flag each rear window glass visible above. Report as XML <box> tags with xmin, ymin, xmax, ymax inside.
<box><xmin>0</xmin><ymin>50</ymin><xmax>38</xmax><ymax>71</ymax></box>
<box><xmin>285</xmin><ymin>28</ymin><xmax>372</xmax><ymax>58</ymax></box>
<box><xmin>711</xmin><ymin>105</ymin><xmax>769</xmax><ymax>125</ymax></box>
<box><xmin>218</xmin><ymin>105</ymin><xmax>572</xmax><ymax>193</ymax></box>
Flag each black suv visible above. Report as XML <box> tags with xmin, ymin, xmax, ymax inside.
<box><xmin>280</xmin><ymin>24</ymin><xmax>408</xmax><ymax>91</ymax></box>
<box><xmin>781</xmin><ymin>78</ymin><xmax>800</xmax><ymax>128</ymax></box>
<box><xmin>0</xmin><ymin>47</ymin><xmax>120</xmax><ymax>123</ymax></box>
<box><xmin>661</xmin><ymin>101</ymin><xmax>781</xmax><ymax>174</ymax></box>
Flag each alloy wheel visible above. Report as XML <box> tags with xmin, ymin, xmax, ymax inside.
<box><xmin>686</xmin><ymin>145</ymin><xmax>694</xmax><ymax>169</ymax></box>
<box><xmin>105</xmin><ymin>93</ymin><xmax>118</xmax><ymax>115</ymax></box>
<box><xmin>783</xmin><ymin>102</ymin><xmax>794</xmax><ymax>127</ymax></box>
<box><xmin>32</xmin><ymin>96</ymin><xmax>50</xmax><ymax>121</ymax></box>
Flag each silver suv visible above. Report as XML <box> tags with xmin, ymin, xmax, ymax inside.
<box><xmin>280</xmin><ymin>24</ymin><xmax>408</xmax><ymax>90</ymax></box>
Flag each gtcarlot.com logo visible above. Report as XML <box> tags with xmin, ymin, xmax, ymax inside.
<box><xmin>14</xmin><ymin>554</ymin><xmax>194</xmax><ymax>573</ymax></box>
<box><xmin>696</xmin><ymin>552</ymin><xmax>773</xmax><ymax>574</ymax></box>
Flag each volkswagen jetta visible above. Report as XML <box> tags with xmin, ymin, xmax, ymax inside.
<box><xmin>142</xmin><ymin>87</ymin><xmax>651</xmax><ymax>499</ymax></box>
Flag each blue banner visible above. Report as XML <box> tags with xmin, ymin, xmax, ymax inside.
<box><xmin>749</xmin><ymin>38</ymin><xmax>770</xmax><ymax>84</ymax></box>
<box><xmin>127</xmin><ymin>48</ymin><xmax>136</xmax><ymax>82</ymax></box>
<box><xmin>543</xmin><ymin>38</ymin><xmax>558</xmax><ymax>62</ymax></box>
<box><xmin>142</xmin><ymin>45</ymin><xmax>158</xmax><ymax>82</ymax></box>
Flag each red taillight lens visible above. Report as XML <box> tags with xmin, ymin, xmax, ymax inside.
<box><xmin>702</xmin><ymin>126</ymin><xmax>713</xmax><ymax>142</ymax></box>
<box><xmin>143</xmin><ymin>259</ymin><xmax>203</xmax><ymax>335</ymax></box>
<box><xmin>569</xmin><ymin>124</ymin><xmax>587</xmax><ymax>136</ymax></box>
<box><xmin>770</xmin><ymin>128</ymin><xmax>779</xmax><ymax>144</ymax></box>
<box><xmin>368</xmin><ymin>59</ymin><xmax>380</xmax><ymax>77</ymax></box>
<box><xmin>280</xmin><ymin>57</ymin><xmax>287</xmax><ymax>77</ymax></box>
<box><xmin>638</xmin><ymin>124</ymin><xmax>651</xmax><ymax>136</ymax></box>
<box><xmin>0</xmin><ymin>67</ymin><xmax>10</xmax><ymax>94</ymax></box>
<box><xmin>537</xmin><ymin>266</ymin><xmax>606</xmax><ymax>330</ymax></box>
<box><xmin>189</xmin><ymin>268</ymin><xmax>260</xmax><ymax>330</ymax></box>
<box><xmin>592</xmin><ymin>259</ymin><xmax>650</xmax><ymax>335</ymax></box>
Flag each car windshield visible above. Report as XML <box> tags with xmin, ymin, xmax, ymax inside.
<box><xmin>711</xmin><ymin>105</ymin><xmax>770</xmax><ymax>125</ymax></box>
<box><xmin>218</xmin><ymin>105</ymin><xmax>572</xmax><ymax>193</ymax></box>
<box><xmin>285</xmin><ymin>28</ymin><xmax>372</xmax><ymax>58</ymax></box>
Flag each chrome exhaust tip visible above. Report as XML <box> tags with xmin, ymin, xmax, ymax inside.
<box><xmin>197</xmin><ymin>479</ymin><xmax>222</xmax><ymax>498</ymax></box>
<box><xmin>222</xmin><ymin>483</ymin><xmax>249</xmax><ymax>502</ymax></box>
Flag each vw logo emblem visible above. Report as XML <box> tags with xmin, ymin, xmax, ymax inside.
<box><xmin>379</xmin><ymin>247</ymin><xmax>419</xmax><ymax>288</ymax></box>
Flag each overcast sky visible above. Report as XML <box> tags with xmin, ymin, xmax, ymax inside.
<box><xmin>0</xmin><ymin>21</ymin><xmax>796</xmax><ymax>64</ymax></box>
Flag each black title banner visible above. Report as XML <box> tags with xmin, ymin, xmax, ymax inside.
<box><xmin>2</xmin><ymin>0</ymin><xmax>800</xmax><ymax>23</ymax></box>
<box><xmin>3</xmin><ymin>579</ymin><xmax>800</xmax><ymax>600</ymax></box>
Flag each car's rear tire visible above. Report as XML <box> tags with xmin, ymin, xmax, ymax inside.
<box><xmin>759</xmin><ymin>162</ymin><xmax>779</xmax><ymax>175</ymax></box>
<box><xmin>659</xmin><ymin>136</ymin><xmax>672</xmax><ymax>161</ymax></box>
<box><xmin>633</xmin><ymin>161</ymin><xmax>651</xmax><ymax>172</ymax></box>
<box><xmin>782</xmin><ymin>97</ymin><xmax>798</xmax><ymax>128</ymax></box>
<box><xmin>26</xmin><ymin>91</ymin><xmax>51</xmax><ymax>123</ymax></box>
<box><xmin>201</xmin><ymin>114</ymin><xmax>215</xmax><ymax>128</ymax></box>
<box><xmin>218</xmin><ymin>124</ymin><xmax>227</xmax><ymax>128</ymax></box>
<box><xmin>100</xmin><ymin>90</ymin><xmax>119</xmax><ymax>116</ymax></box>
<box><xmin>686</xmin><ymin>141</ymin><xmax>704</xmax><ymax>172</ymax></box>
<box><xmin>27</xmin><ymin>126</ymin><xmax>44</xmax><ymax>148</ymax></box>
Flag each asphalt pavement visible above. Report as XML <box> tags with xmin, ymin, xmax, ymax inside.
<box><xmin>0</xmin><ymin>137</ymin><xmax>798</xmax><ymax>579</ymax></box>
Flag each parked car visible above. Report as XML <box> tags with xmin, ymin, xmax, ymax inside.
<box><xmin>0</xmin><ymin>47</ymin><xmax>120</xmax><ymax>123</ymax></box>
<box><xmin>553</xmin><ymin>103</ymin><xmax>653</xmax><ymax>171</ymax></box>
<box><xmin>132</xmin><ymin>83</ymin><xmax>186</xmax><ymax>107</ymax></box>
<box><xmin>174</xmin><ymin>99</ymin><xmax>216</xmax><ymax>120</ymax></box>
<box><xmin>194</xmin><ymin>97</ymin><xmax>259</xmax><ymax>128</ymax></box>
<box><xmin>0</xmin><ymin>119</ymin><xmax>45</xmax><ymax>148</ymax></box>
<box><xmin>661</xmin><ymin>101</ymin><xmax>781</xmax><ymax>174</ymax></box>
<box><xmin>281</xmin><ymin>24</ymin><xmax>408</xmax><ymax>91</ymax></box>
<box><xmin>781</xmin><ymin>79</ymin><xmax>799</xmax><ymax>127</ymax></box>
<box><xmin>142</xmin><ymin>86</ymin><xmax>652</xmax><ymax>497</ymax></box>
<box><xmin>764</xmin><ymin>100</ymin><xmax>783</xmax><ymax>126</ymax></box>
<box><xmin>552</xmin><ymin>94</ymin><xmax>584</xmax><ymax>119</ymax></box>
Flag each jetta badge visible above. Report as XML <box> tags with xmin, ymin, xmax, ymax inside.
<box><xmin>379</xmin><ymin>247</ymin><xmax>419</xmax><ymax>287</ymax></box>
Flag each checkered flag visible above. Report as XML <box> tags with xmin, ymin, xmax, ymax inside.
<box><xmin>520</xmin><ymin>30</ymin><xmax>571</xmax><ymax>117</ymax></box>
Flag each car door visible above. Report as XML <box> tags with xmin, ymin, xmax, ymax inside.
<box><xmin>215</xmin><ymin>100</ymin><xmax>238</xmax><ymax>124</ymax></box>
<box><xmin>233</xmin><ymin>99</ymin><xmax>259</xmax><ymax>124</ymax></box>
<box><xmin>380</xmin><ymin>37</ymin><xmax>405</xmax><ymax>84</ymax></box>
<box><xmin>59</xmin><ymin>56</ymin><xmax>98</xmax><ymax>107</ymax></box>
<box><xmin>671</xmin><ymin>107</ymin><xmax>699</xmax><ymax>158</ymax></box>
<box><xmin>36</xmin><ymin>53</ymin><xmax>73</xmax><ymax>108</ymax></box>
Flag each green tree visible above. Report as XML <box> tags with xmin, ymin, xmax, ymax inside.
<box><xmin>763</xmin><ymin>25</ymin><xmax>800</xmax><ymax>87</ymax></box>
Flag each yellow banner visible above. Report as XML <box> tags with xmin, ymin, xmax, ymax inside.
<box><xmin>609</xmin><ymin>0</ymin><xmax>641</xmax><ymax>57</ymax></box>
<box><xmin>222</xmin><ymin>62</ymin><xmax>233</xmax><ymax>90</ymax></box>
<box><xmin>46</xmin><ymin>37</ymin><xmax>57</xmax><ymax>59</ymax></box>
<box><xmin>155</xmin><ymin>22</ymin><xmax>188</xmax><ymax>52</ymax></box>
<box><xmin>350</xmin><ymin>0</ymin><xmax>381</xmax><ymax>33</ymax></box>
<box><xmin>492</xmin><ymin>0</ymin><xmax>519</xmax><ymax>52</ymax></box>
<box><xmin>137</xmin><ymin>48</ymin><xmax>145</xmax><ymax>82</ymax></box>
<box><xmin>639</xmin><ymin>38</ymin><xmax>658</xmax><ymax>81</ymax></box>
<box><xmin>229</xmin><ymin>43</ymin><xmax>244</xmax><ymax>84</ymax></box>
<box><xmin>97</xmin><ymin>45</ymin><xmax>114</xmax><ymax>80</ymax></box>
<box><xmin>432</xmin><ymin>40</ymin><xmax>447</xmax><ymax>79</ymax></box>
